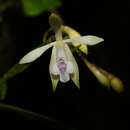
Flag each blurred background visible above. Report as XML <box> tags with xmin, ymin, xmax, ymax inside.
<box><xmin>0</xmin><ymin>0</ymin><xmax>130</xmax><ymax>129</ymax></box>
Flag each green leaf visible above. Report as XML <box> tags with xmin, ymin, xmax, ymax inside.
<box><xmin>3</xmin><ymin>63</ymin><xmax>30</xmax><ymax>80</ymax></box>
<box><xmin>21</xmin><ymin>0</ymin><xmax>62</xmax><ymax>16</ymax></box>
<box><xmin>0</xmin><ymin>104</ymin><xmax>76</xmax><ymax>130</ymax></box>
<box><xmin>0</xmin><ymin>78</ymin><xmax>7</xmax><ymax>100</ymax></box>
<box><xmin>0</xmin><ymin>63</ymin><xmax>30</xmax><ymax>100</ymax></box>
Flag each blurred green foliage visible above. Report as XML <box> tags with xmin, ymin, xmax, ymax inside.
<box><xmin>0</xmin><ymin>104</ymin><xmax>76</xmax><ymax>130</ymax></box>
<box><xmin>0</xmin><ymin>1</ymin><xmax>78</xmax><ymax>129</ymax></box>
<box><xmin>0</xmin><ymin>63</ymin><xmax>30</xmax><ymax>100</ymax></box>
<box><xmin>0</xmin><ymin>0</ymin><xmax>62</xmax><ymax>100</ymax></box>
<box><xmin>0</xmin><ymin>78</ymin><xmax>7</xmax><ymax>100</ymax></box>
<box><xmin>0</xmin><ymin>0</ymin><xmax>61</xmax><ymax>16</ymax></box>
<box><xmin>21</xmin><ymin>0</ymin><xmax>62</xmax><ymax>16</ymax></box>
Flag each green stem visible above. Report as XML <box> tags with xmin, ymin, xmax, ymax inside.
<box><xmin>0</xmin><ymin>103</ymin><xmax>76</xmax><ymax>130</ymax></box>
<box><xmin>42</xmin><ymin>28</ymin><xmax>53</xmax><ymax>43</ymax></box>
<box><xmin>3</xmin><ymin>63</ymin><xmax>30</xmax><ymax>80</ymax></box>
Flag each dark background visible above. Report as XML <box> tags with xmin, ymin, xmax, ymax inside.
<box><xmin>0</xmin><ymin>0</ymin><xmax>130</xmax><ymax>129</ymax></box>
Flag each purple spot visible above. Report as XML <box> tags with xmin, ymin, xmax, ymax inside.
<box><xmin>57</xmin><ymin>58</ymin><xmax>67</xmax><ymax>74</ymax></box>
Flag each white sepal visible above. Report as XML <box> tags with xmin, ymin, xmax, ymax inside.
<box><xmin>49</xmin><ymin>45</ymin><xmax>59</xmax><ymax>91</ymax></box>
<box><xmin>71</xmin><ymin>35</ymin><xmax>104</xmax><ymax>45</ymax></box>
<box><xmin>19</xmin><ymin>42</ymin><xmax>55</xmax><ymax>64</ymax></box>
<box><xmin>64</xmin><ymin>44</ymin><xmax>80</xmax><ymax>88</ymax></box>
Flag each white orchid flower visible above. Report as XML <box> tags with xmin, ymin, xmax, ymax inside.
<box><xmin>48</xmin><ymin>30</ymin><xmax>80</xmax><ymax>91</ymax></box>
<box><xmin>19</xmin><ymin>26</ymin><xmax>103</xmax><ymax>91</ymax></box>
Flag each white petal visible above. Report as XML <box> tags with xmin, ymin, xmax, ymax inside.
<box><xmin>50</xmin><ymin>46</ymin><xmax>58</xmax><ymax>75</ymax></box>
<box><xmin>62</xmin><ymin>35</ymin><xmax>88</xmax><ymax>55</ymax></box>
<box><xmin>56</xmin><ymin>45</ymin><xmax>66</xmax><ymax>59</ymax></box>
<box><xmin>51</xmin><ymin>64</ymin><xmax>59</xmax><ymax>75</ymax></box>
<box><xmin>71</xmin><ymin>35</ymin><xmax>104</xmax><ymax>45</ymax></box>
<box><xmin>19</xmin><ymin>42</ymin><xmax>55</xmax><ymax>64</ymax></box>
<box><xmin>67</xmin><ymin>62</ymin><xmax>73</xmax><ymax>74</ymax></box>
<box><xmin>49</xmin><ymin>46</ymin><xmax>59</xmax><ymax>91</ymax></box>
<box><xmin>62</xmin><ymin>38</ymin><xmax>73</xmax><ymax>43</ymax></box>
<box><xmin>64</xmin><ymin>44</ymin><xmax>80</xmax><ymax>88</ymax></box>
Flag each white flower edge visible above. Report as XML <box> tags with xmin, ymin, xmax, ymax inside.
<box><xmin>19</xmin><ymin>42</ymin><xmax>55</xmax><ymax>64</ymax></box>
<box><xmin>64</xmin><ymin>44</ymin><xmax>80</xmax><ymax>88</ymax></box>
<box><xmin>49</xmin><ymin>45</ymin><xmax>59</xmax><ymax>91</ymax></box>
<box><xmin>65</xmin><ymin>35</ymin><xmax>104</xmax><ymax>45</ymax></box>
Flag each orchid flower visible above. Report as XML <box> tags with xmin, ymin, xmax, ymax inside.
<box><xmin>19</xmin><ymin>19</ymin><xmax>103</xmax><ymax>92</ymax></box>
<box><xmin>19</xmin><ymin>32</ymin><xmax>103</xmax><ymax>91</ymax></box>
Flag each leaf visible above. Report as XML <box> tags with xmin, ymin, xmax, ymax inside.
<box><xmin>3</xmin><ymin>63</ymin><xmax>30</xmax><ymax>80</ymax></box>
<box><xmin>0</xmin><ymin>78</ymin><xmax>7</xmax><ymax>100</ymax></box>
<box><xmin>21</xmin><ymin>0</ymin><xmax>62</xmax><ymax>16</ymax></box>
<box><xmin>0</xmin><ymin>64</ymin><xmax>30</xmax><ymax>100</ymax></box>
<box><xmin>0</xmin><ymin>1</ymin><xmax>14</xmax><ymax>12</ymax></box>
<box><xmin>0</xmin><ymin>104</ymin><xmax>76</xmax><ymax>130</ymax></box>
<box><xmin>0</xmin><ymin>63</ymin><xmax>30</xmax><ymax>100</ymax></box>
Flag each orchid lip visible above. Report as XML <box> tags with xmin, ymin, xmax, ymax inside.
<box><xmin>57</xmin><ymin>58</ymin><xmax>67</xmax><ymax>74</ymax></box>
